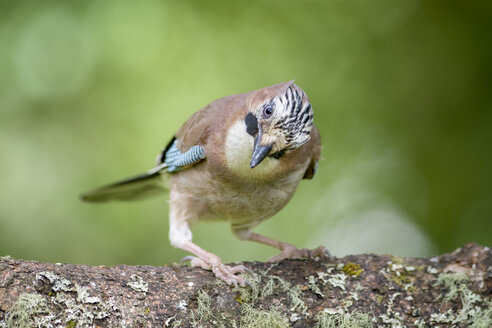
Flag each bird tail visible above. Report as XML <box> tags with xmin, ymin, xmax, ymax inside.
<box><xmin>80</xmin><ymin>165</ymin><xmax>168</xmax><ymax>202</ymax></box>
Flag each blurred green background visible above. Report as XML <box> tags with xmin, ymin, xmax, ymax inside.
<box><xmin>0</xmin><ymin>0</ymin><xmax>491</xmax><ymax>266</ymax></box>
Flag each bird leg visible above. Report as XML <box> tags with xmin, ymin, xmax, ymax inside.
<box><xmin>169</xmin><ymin>198</ymin><xmax>248</xmax><ymax>286</ymax></box>
<box><xmin>245</xmin><ymin>232</ymin><xmax>328</xmax><ymax>262</ymax></box>
<box><xmin>179</xmin><ymin>241</ymin><xmax>248</xmax><ymax>287</ymax></box>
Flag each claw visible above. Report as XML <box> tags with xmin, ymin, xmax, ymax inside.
<box><xmin>229</xmin><ymin>265</ymin><xmax>249</xmax><ymax>274</ymax></box>
<box><xmin>179</xmin><ymin>255</ymin><xmax>196</xmax><ymax>265</ymax></box>
<box><xmin>310</xmin><ymin>246</ymin><xmax>331</xmax><ymax>259</ymax></box>
<box><xmin>190</xmin><ymin>261</ymin><xmax>247</xmax><ymax>287</ymax></box>
<box><xmin>178</xmin><ymin>241</ymin><xmax>250</xmax><ymax>286</ymax></box>
<box><xmin>269</xmin><ymin>245</ymin><xmax>331</xmax><ymax>262</ymax></box>
<box><xmin>242</xmin><ymin>266</ymin><xmax>254</xmax><ymax>274</ymax></box>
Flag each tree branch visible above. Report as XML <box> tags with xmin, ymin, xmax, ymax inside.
<box><xmin>1</xmin><ymin>243</ymin><xmax>490</xmax><ymax>327</ymax></box>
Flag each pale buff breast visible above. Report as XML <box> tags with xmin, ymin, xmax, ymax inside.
<box><xmin>168</xmin><ymin>119</ymin><xmax>309</xmax><ymax>230</ymax></box>
<box><xmin>169</xmin><ymin>163</ymin><xmax>306</xmax><ymax>230</ymax></box>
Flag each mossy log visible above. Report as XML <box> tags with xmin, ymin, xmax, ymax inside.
<box><xmin>0</xmin><ymin>243</ymin><xmax>491</xmax><ymax>327</ymax></box>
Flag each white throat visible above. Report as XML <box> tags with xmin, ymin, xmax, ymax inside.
<box><xmin>224</xmin><ymin>120</ymin><xmax>279</xmax><ymax>180</ymax></box>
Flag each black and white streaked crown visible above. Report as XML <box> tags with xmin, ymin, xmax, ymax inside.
<box><xmin>268</xmin><ymin>85</ymin><xmax>314</xmax><ymax>150</ymax></box>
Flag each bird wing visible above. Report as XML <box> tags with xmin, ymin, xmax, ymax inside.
<box><xmin>303</xmin><ymin>125</ymin><xmax>321</xmax><ymax>180</ymax></box>
<box><xmin>158</xmin><ymin>137</ymin><xmax>206</xmax><ymax>172</ymax></box>
<box><xmin>80</xmin><ymin>170</ymin><xmax>167</xmax><ymax>202</ymax></box>
<box><xmin>82</xmin><ymin>137</ymin><xmax>206</xmax><ymax>202</ymax></box>
<box><xmin>82</xmin><ymin>91</ymin><xmax>251</xmax><ymax>203</ymax></box>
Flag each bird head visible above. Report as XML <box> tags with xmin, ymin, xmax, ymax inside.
<box><xmin>246</xmin><ymin>81</ymin><xmax>314</xmax><ymax>168</ymax></box>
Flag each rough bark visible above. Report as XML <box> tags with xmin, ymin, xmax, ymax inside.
<box><xmin>0</xmin><ymin>243</ymin><xmax>490</xmax><ymax>327</ymax></box>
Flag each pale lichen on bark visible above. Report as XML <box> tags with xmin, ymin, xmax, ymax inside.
<box><xmin>0</xmin><ymin>243</ymin><xmax>490</xmax><ymax>327</ymax></box>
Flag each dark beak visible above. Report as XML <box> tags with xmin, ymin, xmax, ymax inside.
<box><xmin>250</xmin><ymin>132</ymin><xmax>272</xmax><ymax>168</ymax></box>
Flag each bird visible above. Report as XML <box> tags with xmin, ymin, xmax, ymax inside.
<box><xmin>81</xmin><ymin>81</ymin><xmax>327</xmax><ymax>286</ymax></box>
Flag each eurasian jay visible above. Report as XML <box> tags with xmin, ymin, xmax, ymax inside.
<box><xmin>82</xmin><ymin>81</ymin><xmax>326</xmax><ymax>286</ymax></box>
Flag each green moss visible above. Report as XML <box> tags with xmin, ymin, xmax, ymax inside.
<box><xmin>65</xmin><ymin>320</ymin><xmax>77</xmax><ymax>328</ymax></box>
<box><xmin>240</xmin><ymin>304</ymin><xmax>289</xmax><ymax>328</ymax></box>
<box><xmin>390</xmin><ymin>256</ymin><xmax>404</xmax><ymax>265</ymax></box>
<box><xmin>383</xmin><ymin>260</ymin><xmax>417</xmax><ymax>291</ymax></box>
<box><xmin>235</xmin><ymin>294</ymin><xmax>246</xmax><ymax>304</ymax></box>
<box><xmin>341</xmin><ymin>262</ymin><xmax>364</xmax><ymax>277</ymax></box>
<box><xmin>315</xmin><ymin>311</ymin><xmax>373</xmax><ymax>328</ymax></box>
<box><xmin>390</xmin><ymin>273</ymin><xmax>416</xmax><ymax>291</ymax></box>
<box><xmin>6</xmin><ymin>293</ymin><xmax>50</xmax><ymax>328</ymax></box>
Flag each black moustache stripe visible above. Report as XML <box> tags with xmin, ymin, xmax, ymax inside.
<box><xmin>245</xmin><ymin>112</ymin><xmax>259</xmax><ymax>136</ymax></box>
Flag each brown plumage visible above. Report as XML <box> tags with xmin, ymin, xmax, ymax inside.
<box><xmin>82</xmin><ymin>81</ymin><xmax>326</xmax><ymax>286</ymax></box>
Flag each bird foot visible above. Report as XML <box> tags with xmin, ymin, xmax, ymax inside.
<box><xmin>181</xmin><ymin>256</ymin><xmax>248</xmax><ymax>287</ymax></box>
<box><xmin>268</xmin><ymin>245</ymin><xmax>330</xmax><ymax>262</ymax></box>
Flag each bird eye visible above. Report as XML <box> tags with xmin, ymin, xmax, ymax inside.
<box><xmin>263</xmin><ymin>104</ymin><xmax>274</xmax><ymax>118</ymax></box>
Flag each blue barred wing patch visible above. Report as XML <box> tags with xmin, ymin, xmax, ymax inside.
<box><xmin>164</xmin><ymin>139</ymin><xmax>205</xmax><ymax>173</ymax></box>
